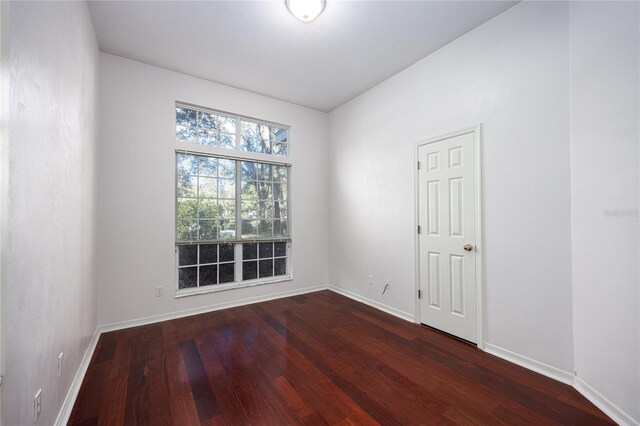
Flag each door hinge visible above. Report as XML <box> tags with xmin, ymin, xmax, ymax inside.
<box><xmin>0</xmin><ymin>375</ymin><xmax>3</xmax><ymax>386</ymax></box>
<box><xmin>418</xmin><ymin>290</ymin><xmax>422</xmax><ymax>299</ymax></box>
<box><xmin>417</xmin><ymin>225</ymin><xmax>422</xmax><ymax>234</ymax></box>
<box><xmin>417</xmin><ymin>161</ymin><xmax>421</xmax><ymax>170</ymax></box>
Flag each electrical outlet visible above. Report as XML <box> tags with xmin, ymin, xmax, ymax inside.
<box><xmin>34</xmin><ymin>389</ymin><xmax>42</xmax><ymax>423</ymax></box>
<box><xmin>57</xmin><ymin>352</ymin><xmax>64</xmax><ymax>377</ymax></box>
<box><xmin>155</xmin><ymin>286</ymin><xmax>163</xmax><ymax>297</ymax></box>
<box><xmin>368</xmin><ymin>275</ymin><xmax>373</xmax><ymax>285</ymax></box>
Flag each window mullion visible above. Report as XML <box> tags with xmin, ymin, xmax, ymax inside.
<box><xmin>235</xmin><ymin>243</ymin><xmax>243</xmax><ymax>282</ymax></box>
<box><xmin>235</xmin><ymin>113</ymin><xmax>241</xmax><ymax>244</ymax></box>
<box><xmin>235</xmin><ymin>114</ymin><xmax>240</xmax><ymax>151</ymax></box>
<box><xmin>196</xmin><ymin>157</ymin><xmax>201</xmax><ymax>243</ymax></box>
<box><xmin>196</xmin><ymin>244</ymin><xmax>200</xmax><ymax>288</ymax></box>
<box><xmin>235</xmin><ymin>160</ymin><xmax>242</xmax><ymax>242</ymax></box>
<box><xmin>287</xmin><ymin>165</ymin><xmax>291</xmax><ymax>239</ymax></box>
<box><xmin>235</xmin><ymin>159</ymin><xmax>242</xmax><ymax>283</ymax></box>
<box><xmin>216</xmin><ymin>244</ymin><xmax>220</xmax><ymax>285</ymax></box>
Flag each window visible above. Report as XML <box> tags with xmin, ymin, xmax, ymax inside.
<box><xmin>242</xmin><ymin>242</ymin><xmax>288</xmax><ymax>280</ymax></box>
<box><xmin>241</xmin><ymin>161</ymin><xmax>288</xmax><ymax>238</ymax></box>
<box><xmin>176</xmin><ymin>154</ymin><xmax>236</xmax><ymax>241</ymax></box>
<box><xmin>177</xmin><ymin>243</ymin><xmax>236</xmax><ymax>288</ymax></box>
<box><xmin>176</xmin><ymin>104</ymin><xmax>288</xmax><ymax>157</ymax></box>
<box><xmin>240</xmin><ymin>119</ymin><xmax>288</xmax><ymax>156</ymax></box>
<box><xmin>176</xmin><ymin>107</ymin><xmax>237</xmax><ymax>148</ymax></box>
<box><xmin>175</xmin><ymin>104</ymin><xmax>291</xmax><ymax>295</ymax></box>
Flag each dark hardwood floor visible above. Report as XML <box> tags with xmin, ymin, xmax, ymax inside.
<box><xmin>69</xmin><ymin>290</ymin><xmax>613</xmax><ymax>425</ymax></box>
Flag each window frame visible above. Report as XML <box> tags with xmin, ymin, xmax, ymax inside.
<box><xmin>176</xmin><ymin>101</ymin><xmax>290</xmax><ymax>158</ymax></box>
<box><xmin>175</xmin><ymin>150</ymin><xmax>291</xmax><ymax>243</ymax></box>
<box><xmin>174</xmin><ymin>102</ymin><xmax>293</xmax><ymax>297</ymax></box>
<box><xmin>175</xmin><ymin>242</ymin><xmax>292</xmax><ymax>297</ymax></box>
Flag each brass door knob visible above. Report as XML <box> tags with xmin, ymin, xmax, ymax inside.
<box><xmin>464</xmin><ymin>244</ymin><xmax>474</xmax><ymax>252</ymax></box>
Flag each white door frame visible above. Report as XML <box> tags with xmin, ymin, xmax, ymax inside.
<box><xmin>413</xmin><ymin>125</ymin><xmax>485</xmax><ymax>350</ymax></box>
<box><xmin>0</xmin><ymin>0</ymin><xmax>9</xmax><ymax>411</ymax></box>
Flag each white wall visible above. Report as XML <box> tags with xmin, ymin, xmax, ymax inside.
<box><xmin>329</xmin><ymin>1</ymin><xmax>575</xmax><ymax>372</ymax></box>
<box><xmin>2</xmin><ymin>2</ymin><xmax>99</xmax><ymax>425</ymax></box>
<box><xmin>570</xmin><ymin>1</ymin><xmax>640</xmax><ymax>422</ymax></box>
<box><xmin>97</xmin><ymin>54</ymin><xmax>329</xmax><ymax>326</ymax></box>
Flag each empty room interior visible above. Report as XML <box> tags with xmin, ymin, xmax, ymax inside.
<box><xmin>1</xmin><ymin>0</ymin><xmax>640</xmax><ymax>425</ymax></box>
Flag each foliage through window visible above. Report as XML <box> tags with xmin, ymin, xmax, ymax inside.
<box><xmin>241</xmin><ymin>161</ymin><xmax>288</xmax><ymax>238</ymax></box>
<box><xmin>175</xmin><ymin>103</ymin><xmax>291</xmax><ymax>293</ymax></box>
<box><xmin>176</xmin><ymin>154</ymin><xmax>289</xmax><ymax>242</ymax></box>
<box><xmin>241</xmin><ymin>120</ymin><xmax>288</xmax><ymax>156</ymax></box>
<box><xmin>176</xmin><ymin>104</ymin><xmax>289</xmax><ymax>157</ymax></box>
<box><xmin>176</xmin><ymin>154</ymin><xmax>236</xmax><ymax>241</ymax></box>
<box><xmin>176</xmin><ymin>107</ymin><xmax>236</xmax><ymax>148</ymax></box>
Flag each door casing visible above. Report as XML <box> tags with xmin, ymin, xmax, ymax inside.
<box><xmin>0</xmin><ymin>0</ymin><xmax>10</xmax><ymax>413</ymax></box>
<box><xmin>413</xmin><ymin>125</ymin><xmax>485</xmax><ymax>349</ymax></box>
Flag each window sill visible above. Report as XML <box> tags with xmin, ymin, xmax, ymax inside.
<box><xmin>174</xmin><ymin>275</ymin><xmax>293</xmax><ymax>298</ymax></box>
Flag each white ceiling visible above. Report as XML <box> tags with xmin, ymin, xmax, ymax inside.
<box><xmin>88</xmin><ymin>1</ymin><xmax>517</xmax><ymax>112</ymax></box>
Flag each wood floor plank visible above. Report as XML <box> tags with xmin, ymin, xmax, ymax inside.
<box><xmin>197</xmin><ymin>337</ymin><xmax>253</xmax><ymax>425</ymax></box>
<box><xmin>273</xmin><ymin>376</ymin><xmax>327</xmax><ymax>425</ymax></box>
<box><xmin>148</xmin><ymin>356</ymin><xmax>173</xmax><ymax>426</ymax></box>
<box><xmin>180</xmin><ymin>339</ymin><xmax>221</xmax><ymax>423</ymax></box>
<box><xmin>123</xmin><ymin>339</ymin><xmax>150</xmax><ymax>426</ymax></box>
<box><xmin>97</xmin><ymin>375</ymin><xmax>128</xmax><ymax>426</ymax></box>
<box><xmin>69</xmin><ymin>290</ymin><xmax>615</xmax><ymax>426</ymax></box>
<box><xmin>69</xmin><ymin>358</ymin><xmax>113</xmax><ymax>424</ymax></box>
<box><xmin>95</xmin><ymin>333</ymin><xmax>117</xmax><ymax>364</ymax></box>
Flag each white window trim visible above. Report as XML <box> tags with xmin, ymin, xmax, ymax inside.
<box><xmin>175</xmin><ymin>275</ymin><xmax>294</xmax><ymax>298</ymax></box>
<box><xmin>174</xmin><ymin>102</ymin><xmax>293</xmax><ymax>296</ymax></box>
<box><xmin>176</xmin><ymin>101</ymin><xmax>290</xmax><ymax>159</ymax></box>
<box><xmin>176</xmin><ymin>146</ymin><xmax>291</xmax><ymax>167</ymax></box>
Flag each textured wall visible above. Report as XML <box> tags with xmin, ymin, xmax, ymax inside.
<box><xmin>3</xmin><ymin>2</ymin><xmax>98</xmax><ymax>425</ymax></box>
<box><xmin>570</xmin><ymin>2</ymin><xmax>640</xmax><ymax>422</ymax></box>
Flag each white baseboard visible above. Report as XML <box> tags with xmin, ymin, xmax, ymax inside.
<box><xmin>574</xmin><ymin>376</ymin><xmax>639</xmax><ymax>426</ymax></box>
<box><xmin>328</xmin><ymin>285</ymin><xmax>415</xmax><ymax>322</ymax></box>
<box><xmin>484</xmin><ymin>343</ymin><xmax>574</xmax><ymax>386</ymax></box>
<box><xmin>485</xmin><ymin>343</ymin><xmax>639</xmax><ymax>426</ymax></box>
<box><xmin>100</xmin><ymin>284</ymin><xmax>328</xmax><ymax>333</ymax></box>
<box><xmin>54</xmin><ymin>328</ymin><xmax>101</xmax><ymax>426</ymax></box>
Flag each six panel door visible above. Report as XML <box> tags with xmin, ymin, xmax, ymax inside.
<box><xmin>418</xmin><ymin>131</ymin><xmax>477</xmax><ymax>343</ymax></box>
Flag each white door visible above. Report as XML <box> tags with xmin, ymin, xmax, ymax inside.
<box><xmin>418</xmin><ymin>131</ymin><xmax>478</xmax><ymax>343</ymax></box>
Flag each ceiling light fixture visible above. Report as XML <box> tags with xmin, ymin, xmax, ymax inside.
<box><xmin>285</xmin><ymin>0</ymin><xmax>326</xmax><ymax>23</ymax></box>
